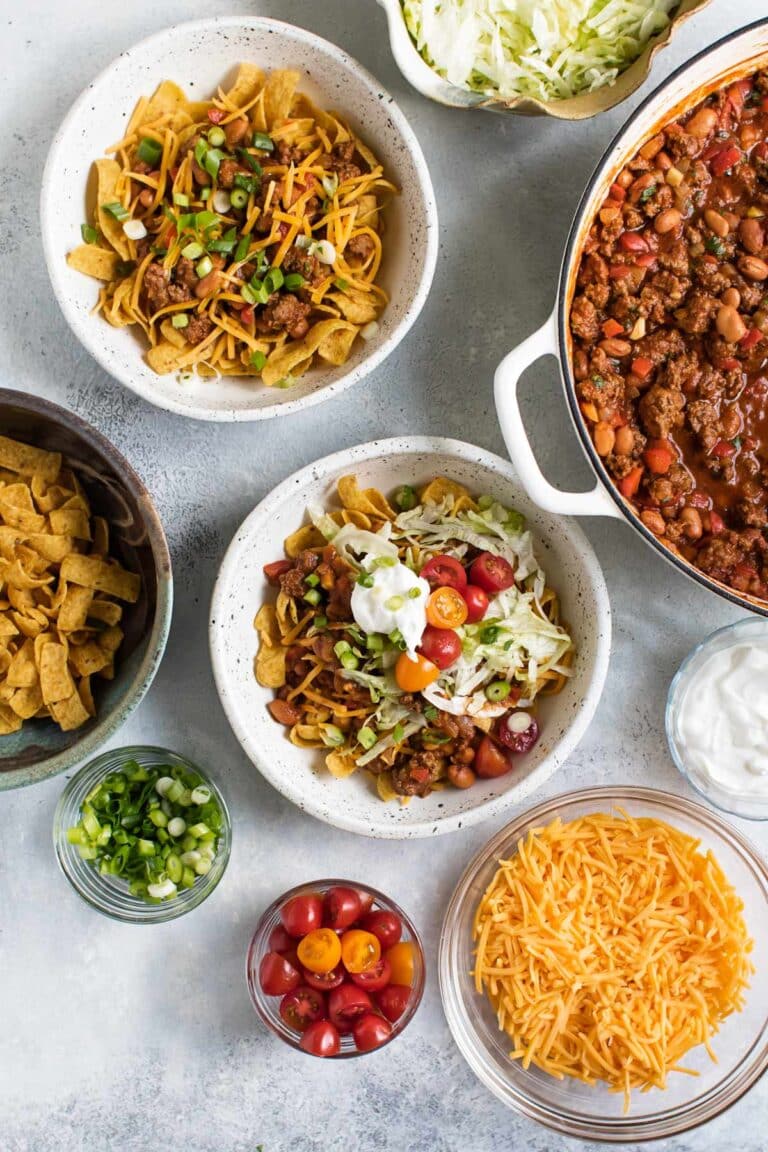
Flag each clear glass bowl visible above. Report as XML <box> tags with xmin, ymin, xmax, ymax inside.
<box><xmin>667</xmin><ymin>617</ymin><xmax>768</xmax><ymax>821</ymax></box>
<box><xmin>246</xmin><ymin>879</ymin><xmax>425</xmax><ymax>1058</ymax></box>
<box><xmin>439</xmin><ymin>786</ymin><xmax>768</xmax><ymax>1142</ymax></box>
<box><xmin>53</xmin><ymin>746</ymin><xmax>231</xmax><ymax>924</ymax></box>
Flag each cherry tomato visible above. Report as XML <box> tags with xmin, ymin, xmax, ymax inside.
<box><xmin>351</xmin><ymin>957</ymin><xmax>391</xmax><ymax>991</ymax></box>
<box><xmin>384</xmin><ymin>941</ymin><xmax>416</xmax><ymax>987</ymax></box>
<box><xmin>418</xmin><ymin>625</ymin><xmax>461</xmax><ymax>670</ymax></box>
<box><xmin>280</xmin><ymin>892</ymin><xmax>323</xmax><ymax>938</ymax></box>
<box><xmin>353</xmin><ymin>1012</ymin><xmax>393</xmax><ymax>1052</ymax></box>
<box><xmin>497</xmin><ymin>713</ymin><xmax>540</xmax><ymax>755</ymax></box>
<box><xmin>300</xmin><ymin>1019</ymin><xmax>341</xmax><ymax>1057</ymax></box>
<box><xmin>263</xmin><ymin>559</ymin><xmax>291</xmax><ymax>584</ymax></box>
<box><xmin>340</xmin><ymin>929</ymin><xmax>381</xmax><ymax>974</ymax></box>
<box><xmin>469</xmin><ymin>552</ymin><xmax>516</xmax><ymax>594</ymax></box>
<box><xmin>360</xmin><ymin>910</ymin><xmax>402</xmax><ymax>950</ymax></box>
<box><xmin>395</xmin><ymin>651</ymin><xmax>440</xmax><ymax>692</ymax></box>
<box><xmin>302</xmin><ymin>964</ymin><xmax>346</xmax><ymax>992</ymax></box>
<box><xmin>376</xmin><ymin>984</ymin><xmax>412</xmax><ymax>1023</ymax></box>
<box><xmin>323</xmin><ymin>886</ymin><xmax>362</xmax><ymax>932</ymax></box>
<box><xmin>279</xmin><ymin>985</ymin><xmax>326</xmax><ymax>1033</ymax></box>
<box><xmin>474</xmin><ymin>734</ymin><xmax>514</xmax><ymax>779</ymax></box>
<box><xmin>356</xmin><ymin>889</ymin><xmax>375</xmax><ymax>916</ymax></box>
<box><xmin>426</xmin><ymin>586</ymin><xmax>468</xmax><ymax>630</ymax></box>
<box><xmin>462</xmin><ymin>584</ymin><xmax>489</xmax><ymax>623</ymax></box>
<box><xmin>419</xmin><ymin>555</ymin><xmax>467</xmax><ymax>592</ymax></box>
<box><xmin>328</xmin><ymin>983</ymin><xmax>373</xmax><ymax>1033</ymax></box>
<box><xmin>268</xmin><ymin>924</ymin><xmax>295</xmax><ymax>954</ymax></box>
<box><xmin>259</xmin><ymin>951</ymin><xmax>302</xmax><ymax>996</ymax></box>
<box><xmin>297</xmin><ymin>927</ymin><xmax>342</xmax><ymax>975</ymax></box>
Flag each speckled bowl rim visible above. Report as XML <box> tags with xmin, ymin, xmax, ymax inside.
<box><xmin>40</xmin><ymin>16</ymin><xmax>439</xmax><ymax>423</ymax></box>
<box><xmin>0</xmin><ymin>388</ymin><xmax>173</xmax><ymax>791</ymax></box>
<box><xmin>209</xmin><ymin>435</ymin><xmax>612</xmax><ymax>838</ymax></box>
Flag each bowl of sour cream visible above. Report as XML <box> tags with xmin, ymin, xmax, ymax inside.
<box><xmin>667</xmin><ymin>618</ymin><xmax>768</xmax><ymax>821</ymax></box>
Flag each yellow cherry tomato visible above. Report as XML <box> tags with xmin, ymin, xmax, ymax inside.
<box><xmin>340</xmin><ymin>929</ymin><xmax>381</xmax><ymax>974</ymax></box>
<box><xmin>395</xmin><ymin>651</ymin><xmax>440</xmax><ymax>693</ymax></box>
<box><xmin>296</xmin><ymin>927</ymin><xmax>342</xmax><ymax>975</ymax></box>
<box><xmin>385</xmin><ymin>941</ymin><xmax>416</xmax><ymax>987</ymax></box>
<box><xmin>426</xmin><ymin>586</ymin><xmax>468</xmax><ymax>630</ymax></box>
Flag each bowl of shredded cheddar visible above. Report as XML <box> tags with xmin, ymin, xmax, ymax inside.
<box><xmin>439</xmin><ymin>786</ymin><xmax>768</xmax><ymax>1141</ymax></box>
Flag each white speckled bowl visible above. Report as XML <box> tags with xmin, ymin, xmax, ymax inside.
<box><xmin>209</xmin><ymin>437</ymin><xmax>611</xmax><ymax>838</ymax></box>
<box><xmin>41</xmin><ymin>17</ymin><xmax>438</xmax><ymax>422</ymax></box>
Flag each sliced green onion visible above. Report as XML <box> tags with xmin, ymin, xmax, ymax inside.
<box><xmin>304</xmin><ymin>588</ymin><xmax>322</xmax><ymax>606</ymax></box>
<box><xmin>304</xmin><ymin>573</ymin><xmax>320</xmax><ymax>588</ymax></box>
<box><xmin>148</xmin><ymin>807</ymin><xmax>168</xmax><ymax>827</ymax></box>
<box><xmin>196</xmin><ymin>256</ymin><xmax>213</xmax><ymax>278</ymax></box>
<box><xmin>385</xmin><ymin>595</ymin><xmax>404</xmax><ymax>611</ymax></box>
<box><xmin>137</xmin><ymin>136</ymin><xmax>163</xmax><ymax>166</ymax></box>
<box><xmin>235</xmin><ymin>235</ymin><xmax>251</xmax><ymax>263</ymax></box>
<box><xmin>173</xmin><ymin>192</ymin><xmax>190</xmax><ymax>207</ymax></box>
<box><xmin>479</xmin><ymin>624</ymin><xmax>500</xmax><ymax>644</ymax></box>
<box><xmin>250</xmin><ymin>349</ymin><xmax>267</xmax><ymax>370</ymax></box>
<box><xmin>366</xmin><ymin>633</ymin><xmax>384</xmax><ymax>652</ymax></box>
<box><xmin>241</xmin><ymin>284</ymin><xmax>258</xmax><ymax>305</ymax></box>
<box><xmin>283</xmin><ymin>273</ymin><xmax>305</xmax><ymax>292</ymax></box>
<box><xmin>314</xmin><ymin>615</ymin><xmax>328</xmax><ymax>630</ymax></box>
<box><xmin>422</xmin><ymin>730</ymin><xmax>451</xmax><ymax>745</ymax></box>
<box><xmin>207</xmin><ymin>126</ymin><xmax>226</xmax><ymax>147</ymax></box>
<box><xmin>230</xmin><ymin>188</ymin><xmax>249</xmax><ymax>209</ymax></box>
<box><xmin>408</xmin><ymin>587</ymin><xmax>422</xmax><ymax>599</ymax></box>
<box><xmin>485</xmin><ymin>680</ymin><xmax>511</xmax><ymax>702</ymax></box>
<box><xmin>182</xmin><ymin>240</ymin><xmax>204</xmax><ymax>260</ymax></box>
<box><xmin>321</xmin><ymin>172</ymin><xmax>339</xmax><ymax>198</ymax></box>
<box><xmin>334</xmin><ymin>277</ymin><xmax>349</xmax><ymax>291</ymax></box>
<box><xmin>167</xmin><ymin>816</ymin><xmax>187</xmax><ymax>837</ymax></box>
<box><xmin>424</xmin><ymin>705</ymin><xmax>438</xmax><ymax>721</ymax></box>
<box><xmin>357</xmin><ymin>727</ymin><xmax>377</xmax><ymax>750</ymax></box>
<box><xmin>357</xmin><ymin>572</ymin><xmax>375</xmax><ymax>588</ymax></box>
<box><xmin>253</xmin><ymin>132</ymin><xmax>274</xmax><ymax>152</ymax></box>
<box><xmin>187</xmin><ymin>822</ymin><xmax>211</xmax><ymax>839</ymax></box>
<box><xmin>263</xmin><ymin>266</ymin><xmax>284</xmax><ymax>294</ymax></box>
<box><xmin>238</xmin><ymin>148</ymin><xmax>264</xmax><ymax>175</ymax></box>
<box><xmin>389</xmin><ymin>629</ymin><xmax>406</xmax><ymax>651</ymax></box>
<box><xmin>81</xmin><ymin>223</ymin><xmax>99</xmax><ymax>245</ymax></box>
<box><xmin>393</xmin><ymin>485</ymin><xmax>417</xmax><ymax>511</ymax></box>
<box><xmin>171</xmin><ymin>313</ymin><xmax>189</xmax><ymax>330</ymax></box>
<box><xmin>195</xmin><ymin>210</ymin><xmax>220</xmax><ymax>232</ymax></box>
<box><xmin>102</xmin><ymin>201</ymin><xmax>130</xmax><ymax>222</ymax></box>
<box><xmin>204</xmin><ymin>148</ymin><xmax>223</xmax><ymax>180</ymax></box>
<box><xmin>321</xmin><ymin>725</ymin><xmax>345</xmax><ymax>748</ymax></box>
<box><xmin>392</xmin><ymin>722</ymin><xmax>405</xmax><ymax>744</ymax></box>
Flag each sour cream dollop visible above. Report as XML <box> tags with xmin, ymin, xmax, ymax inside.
<box><xmin>676</xmin><ymin>641</ymin><xmax>768</xmax><ymax>800</ymax></box>
<box><xmin>350</xmin><ymin>560</ymin><xmax>429</xmax><ymax>658</ymax></box>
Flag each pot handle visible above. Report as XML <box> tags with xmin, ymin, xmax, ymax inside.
<box><xmin>494</xmin><ymin>310</ymin><xmax>623</xmax><ymax>519</ymax></box>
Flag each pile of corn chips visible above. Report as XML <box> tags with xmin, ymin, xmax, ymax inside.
<box><xmin>0</xmin><ymin>434</ymin><xmax>141</xmax><ymax>734</ymax></box>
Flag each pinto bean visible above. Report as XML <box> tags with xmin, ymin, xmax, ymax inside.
<box><xmin>716</xmin><ymin>305</ymin><xmax>747</xmax><ymax>343</ymax></box>
<box><xmin>224</xmin><ymin>117</ymin><xmax>250</xmax><ymax>147</ymax></box>
<box><xmin>704</xmin><ymin>208</ymin><xmax>729</xmax><ymax>238</ymax></box>
<box><xmin>599</xmin><ymin>338</ymin><xmax>632</xmax><ymax>357</ymax></box>
<box><xmin>721</xmin><ymin>287</ymin><xmax>741</xmax><ymax>308</ymax></box>
<box><xmin>614</xmin><ymin>425</ymin><xmax>636</xmax><ymax>455</ymax></box>
<box><xmin>739</xmin><ymin>255</ymin><xmax>768</xmax><ymax>281</ymax></box>
<box><xmin>654</xmin><ymin>208</ymin><xmax>682</xmax><ymax>234</ymax></box>
<box><xmin>739</xmin><ymin>217</ymin><xmax>764</xmax><ymax>255</ymax></box>
<box><xmin>640</xmin><ymin>509</ymin><xmax>666</xmax><ymax>535</ymax></box>
<box><xmin>686</xmin><ymin>107</ymin><xmax>718</xmax><ymax>139</ymax></box>
<box><xmin>680</xmin><ymin>507</ymin><xmax>703</xmax><ymax>540</ymax></box>
<box><xmin>195</xmin><ymin>270</ymin><xmax>225</xmax><ymax>298</ymax></box>
<box><xmin>268</xmin><ymin>699</ymin><xmax>302</xmax><ymax>726</ymax></box>
<box><xmin>594</xmin><ymin>423</ymin><xmax>616</xmax><ymax>456</ymax></box>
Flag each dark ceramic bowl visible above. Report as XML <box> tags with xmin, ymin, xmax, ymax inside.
<box><xmin>0</xmin><ymin>388</ymin><xmax>172</xmax><ymax>789</ymax></box>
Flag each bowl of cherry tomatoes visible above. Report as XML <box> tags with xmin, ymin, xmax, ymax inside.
<box><xmin>246</xmin><ymin>879</ymin><xmax>425</xmax><ymax>1057</ymax></box>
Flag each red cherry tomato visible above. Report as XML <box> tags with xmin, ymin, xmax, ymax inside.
<box><xmin>497</xmin><ymin>713</ymin><xmax>540</xmax><ymax>755</ymax></box>
<box><xmin>462</xmin><ymin>584</ymin><xmax>489</xmax><ymax>623</ymax></box>
<box><xmin>375</xmin><ymin>984</ymin><xmax>411</xmax><ymax>1023</ymax></box>
<box><xmin>328</xmin><ymin>984</ymin><xmax>373</xmax><ymax>1033</ymax></box>
<box><xmin>474</xmin><ymin>735</ymin><xmax>515</xmax><ymax>779</ymax></box>
<box><xmin>418</xmin><ymin>625</ymin><xmax>461</xmax><ymax>670</ymax></box>
<box><xmin>300</xmin><ymin>1019</ymin><xmax>341</xmax><ymax>1057</ymax></box>
<box><xmin>353</xmin><ymin>1012</ymin><xmax>393</xmax><ymax>1052</ymax></box>
<box><xmin>280</xmin><ymin>892</ymin><xmax>323</xmax><ymax>938</ymax></box>
<box><xmin>259</xmin><ymin>951</ymin><xmax>301</xmax><ymax>996</ymax></box>
<box><xmin>323</xmin><ymin>886</ymin><xmax>362</xmax><ymax>931</ymax></box>
<box><xmin>469</xmin><ymin>552</ymin><xmax>516</xmax><ymax>594</ymax></box>
<box><xmin>419</xmin><ymin>555</ymin><xmax>467</xmax><ymax>592</ymax></box>
<box><xmin>356</xmin><ymin>889</ymin><xmax>375</xmax><ymax>916</ymax></box>
<box><xmin>268</xmin><ymin>924</ymin><xmax>295</xmax><ymax>954</ymax></box>
<box><xmin>350</xmin><ymin>957</ymin><xmax>391</xmax><ymax>991</ymax></box>
<box><xmin>302</xmin><ymin>965</ymin><xmax>346</xmax><ymax>992</ymax></box>
<box><xmin>360</xmin><ymin>910</ymin><xmax>402</xmax><ymax>950</ymax></box>
<box><xmin>279</xmin><ymin>985</ymin><xmax>326</xmax><ymax>1033</ymax></box>
<box><xmin>263</xmin><ymin>559</ymin><xmax>291</xmax><ymax>584</ymax></box>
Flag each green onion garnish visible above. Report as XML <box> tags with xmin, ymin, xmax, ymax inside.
<box><xmin>234</xmin><ymin>235</ymin><xmax>251</xmax><ymax>263</ymax></box>
<box><xmin>238</xmin><ymin>149</ymin><xmax>264</xmax><ymax>175</ymax></box>
<box><xmin>182</xmin><ymin>241</ymin><xmax>204</xmax><ymax>260</ymax></box>
<box><xmin>366</xmin><ymin>633</ymin><xmax>384</xmax><ymax>652</ymax></box>
<box><xmin>479</xmin><ymin>624</ymin><xmax>500</xmax><ymax>644</ymax></box>
<box><xmin>284</xmin><ymin>273</ymin><xmax>305</xmax><ymax>291</ymax></box>
<box><xmin>394</xmin><ymin>485</ymin><xmax>417</xmax><ymax>511</ymax></box>
<box><xmin>80</xmin><ymin>223</ymin><xmax>99</xmax><ymax>245</ymax></box>
<box><xmin>263</xmin><ymin>266</ymin><xmax>284</xmax><ymax>294</ymax></box>
<box><xmin>252</xmin><ymin>132</ymin><xmax>274</xmax><ymax>152</ymax></box>
<box><xmin>485</xmin><ymin>680</ymin><xmax>511</xmax><ymax>702</ymax></box>
<box><xmin>357</xmin><ymin>727</ymin><xmax>377</xmax><ymax>750</ymax></box>
<box><xmin>303</xmin><ymin>588</ymin><xmax>322</xmax><ymax>606</ymax></box>
<box><xmin>334</xmin><ymin>640</ymin><xmax>359</xmax><ymax>671</ymax></box>
<box><xmin>314</xmin><ymin>615</ymin><xmax>328</xmax><ymax>630</ymax></box>
<box><xmin>137</xmin><ymin>136</ymin><xmax>163</xmax><ymax>167</ymax></box>
<box><xmin>334</xmin><ymin>277</ymin><xmax>349</xmax><ymax>291</ymax></box>
<box><xmin>171</xmin><ymin>313</ymin><xmax>189</xmax><ymax>329</ymax></box>
<box><xmin>389</xmin><ymin>629</ymin><xmax>406</xmax><ymax>651</ymax></box>
<box><xmin>392</xmin><ymin>722</ymin><xmax>405</xmax><ymax>744</ymax></box>
<box><xmin>173</xmin><ymin>192</ymin><xmax>190</xmax><ymax>207</ymax></box>
<box><xmin>207</xmin><ymin>126</ymin><xmax>226</xmax><ymax>148</ymax></box>
<box><xmin>357</xmin><ymin>572</ymin><xmax>375</xmax><ymax>588</ymax></box>
<box><xmin>385</xmin><ymin>595</ymin><xmax>404</xmax><ymax>611</ymax></box>
<box><xmin>321</xmin><ymin>724</ymin><xmax>345</xmax><ymax>748</ymax></box>
<box><xmin>195</xmin><ymin>210</ymin><xmax>220</xmax><ymax>232</ymax></box>
<box><xmin>196</xmin><ymin>255</ymin><xmax>213</xmax><ymax>278</ymax></box>
<box><xmin>241</xmin><ymin>284</ymin><xmax>259</xmax><ymax>305</ymax></box>
<box><xmin>230</xmin><ymin>188</ymin><xmax>249</xmax><ymax>210</ymax></box>
<box><xmin>408</xmin><ymin>587</ymin><xmax>422</xmax><ymax>599</ymax></box>
<box><xmin>422</xmin><ymin>730</ymin><xmax>451</xmax><ymax>745</ymax></box>
<box><xmin>423</xmin><ymin>705</ymin><xmax>438</xmax><ymax>721</ymax></box>
<box><xmin>102</xmin><ymin>201</ymin><xmax>130</xmax><ymax>222</ymax></box>
<box><xmin>250</xmin><ymin>350</ymin><xmax>266</xmax><ymax>370</ymax></box>
<box><xmin>305</xmin><ymin>573</ymin><xmax>320</xmax><ymax>588</ymax></box>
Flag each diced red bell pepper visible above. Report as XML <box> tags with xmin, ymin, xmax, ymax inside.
<box><xmin>619</xmin><ymin>466</ymin><xmax>644</xmax><ymax>499</ymax></box>
<box><xmin>709</xmin><ymin>511</ymin><xmax>725</xmax><ymax>535</ymax></box>
<box><xmin>610</xmin><ymin>183</ymin><xmax>627</xmax><ymax>201</ymax></box>
<box><xmin>208</xmin><ymin>108</ymin><xmax>226</xmax><ymax>123</ymax></box>
<box><xmin>609</xmin><ymin>264</ymin><xmax>633</xmax><ymax>279</ymax></box>
<box><xmin>619</xmin><ymin>231</ymin><xmax>649</xmax><ymax>253</ymax></box>
<box><xmin>740</xmin><ymin>328</ymin><xmax>763</xmax><ymax>351</ymax></box>
<box><xmin>719</xmin><ymin>357</ymin><xmax>741</xmax><ymax>371</ymax></box>
<box><xmin>688</xmin><ymin>491</ymin><xmax>710</xmax><ymax>510</ymax></box>
<box><xmin>240</xmin><ymin>306</ymin><xmax>255</xmax><ymax>326</ymax></box>
<box><xmin>264</xmin><ymin>560</ymin><xmax>292</xmax><ymax>583</ymax></box>
<box><xmin>643</xmin><ymin>445</ymin><xmax>674</xmax><ymax>474</ymax></box>
<box><xmin>634</xmin><ymin>253</ymin><xmax>657</xmax><ymax>268</ymax></box>
<box><xmin>631</xmin><ymin>357</ymin><xmax>653</xmax><ymax>380</ymax></box>
<box><xmin>755</xmin><ymin>142</ymin><xmax>768</xmax><ymax>162</ymax></box>
<box><xmin>602</xmin><ymin>318</ymin><xmax>624</xmax><ymax>338</ymax></box>
<box><xmin>711</xmin><ymin>440</ymin><xmax>736</xmax><ymax>459</ymax></box>
<box><xmin>709</xmin><ymin>145</ymin><xmax>742</xmax><ymax>176</ymax></box>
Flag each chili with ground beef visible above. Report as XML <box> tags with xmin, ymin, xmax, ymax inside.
<box><xmin>570</xmin><ymin>69</ymin><xmax>768</xmax><ymax>600</ymax></box>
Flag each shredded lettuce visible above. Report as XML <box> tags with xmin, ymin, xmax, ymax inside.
<box><xmin>402</xmin><ymin>0</ymin><xmax>678</xmax><ymax>102</ymax></box>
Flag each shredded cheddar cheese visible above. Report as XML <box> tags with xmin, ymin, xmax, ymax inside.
<box><xmin>473</xmin><ymin>810</ymin><xmax>753</xmax><ymax>1111</ymax></box>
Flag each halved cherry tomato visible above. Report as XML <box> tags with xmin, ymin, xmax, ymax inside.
<box><xmin>279</xmin><ymin>985</ymin><xmax>326</xmax><ymax>1033</ymax></box>
<box><xmin>353</xmin><ymin>1012</ymin><xmax>393</xmax><ymax>1053</ymax></box>
<box><xmin>297</xmin><ymin>928</ymin><xmax>342</xmax><ymax>975</ymax></box>
<box><xmin>395</xmin><ymin>651</ymin><xmax>440</xmax><ymax>692</ymax></box>
<box><xmin>462</xmin><ymin>584</ymin><xmax>489</xmax><ymax>623</ymax></box>
<box><xmin>263</xmin><ymin>559</ymin><xmax>291</xmax><ymax>584</ymax></box>
<box><xmin>328</xmin><ymin>984</ymin><xmax>373</xmax><ymax>1033</ymax></box>
<box><xmin>469</xmin><ymin>552</ymin><xmax>515</xmax><ymax>594</ymax></box>
<box><xmin>376</xmin><ymin>984</ymin><xmax>411</xmax><ymax>1023</ymax></box>
<box><xmin>268</xmin><ymin>924</ymin><xmax>295</xmax><ymax>954</ymax></box>
<box><xmin>384</xmin><ymin>941</ymin><xmax>416</xmax><ymax>987</ymax></box>
<box><xmin>418</xmin><ymin>624</ymin><xmax>461</xmax><ymax>670</ymax></box>
<box><xmin>419</xmin><ymin>555</ymin><xmax>467</xmax><ymax>591</ymax></box>
<box><xmin>259</xmin><ymin>951</ymin><xmax>301</xmax><ymax>996</ymax></box>
<box><xmin>280</xmin><ymin>892</ymin><xmax>323</xmax><ymax>938</ymax></box>
<box><xmin>300</xmin><ymin>1019</ymin><xmax>340</xmax><ymax>1057</ymax></box>
<box><xmin>351</xmin><ymin>956</ymin><xmax>391</xmax><ymax>991</ymax></box>
<box><xmin>474</xmin><ymin>735</ymin><xmax>515</xmax><ymax>779</ymax></box>
<box><xmin>360</xmin><ymin>910</ymin><xmax>402</xmax><ymax>950</ymax></box>
<box><xmin>340</xmin><ymin>929</ymin><xmax>381</xmax><ymax>974</ymax></box>
<box><xmin>497</xmin><ymin>713</ymin><xmax>540</xmax><ymax>755</ymax></box>
<box><xmin>355</xmin><ymin>889</ymin><xmax>375</xmax><ymax>916</ymax></box>
<box><xmin>323</xmin><ymin>886</ymin><xmax>362</xmax><ymax>932</ymax></box>
<box><xmin>303</xmin><ymin>965</ymin><xmax>345</xmax><ymax>992</ymax></box>
<box><xmin>426</xmin><ymin>586</ymin><xmax>468</xmax><ymax>629</ymax></box>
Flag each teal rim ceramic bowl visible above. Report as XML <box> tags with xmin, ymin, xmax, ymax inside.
<box><xmin>53</xmin><ymin>746</ymin><xmax>231</xmax><ymax>923</ymax></box>
<box><xmin>0</xmin><ymin>388</ymin><xmax>172</xmax><ymax>790</ymax></box>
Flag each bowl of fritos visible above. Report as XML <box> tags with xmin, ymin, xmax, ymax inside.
<box><xmin>0</xmin><ymin>389</ymin><xmax>172</xmax><ymax>790</ymax></box>
<box><xmin>41</xmin><ymin>17</ymin><xmax>437</xmax><ymax>422</ymax></box>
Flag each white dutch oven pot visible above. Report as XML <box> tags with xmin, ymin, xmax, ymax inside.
<box><xmin>495</xmin><ymin>19</ymin><xmax>768</xmax><ymax>614</ymax></box>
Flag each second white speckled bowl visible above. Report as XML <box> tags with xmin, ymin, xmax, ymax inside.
<box><xmin>209</xmin><ymin>437</ymin><xmax>611</xmax><ymax>838</ymax></box>
<box><xmin>41</xmin><ymin>16</ymin><xmax>438</xmax><ymax>422</ymax></box>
